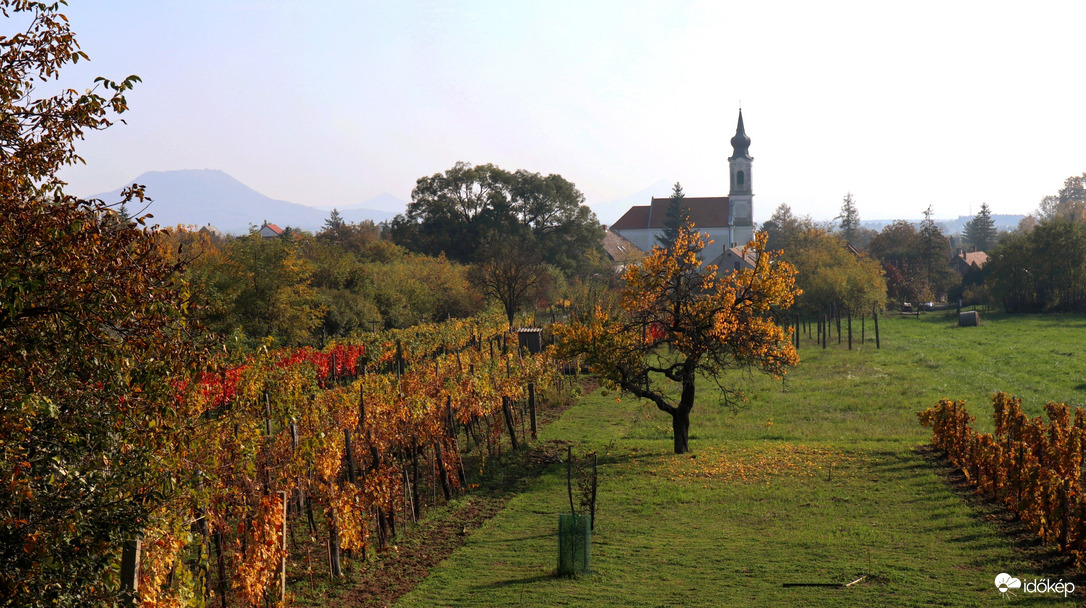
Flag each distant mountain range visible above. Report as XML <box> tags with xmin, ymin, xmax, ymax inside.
<box><xmin>861</xmin><ymin>214</ymin><xmax>1026</xmax><ymax>234</ymax></box>
<box><xmin>88</xmin><ymin>169</ymin><xmax>405</xmax><ymax>235</ymax></box>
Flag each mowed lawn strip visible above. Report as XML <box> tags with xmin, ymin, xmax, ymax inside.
<box><xmin>397</xmin><ymin>311</ymin><xmax>1086</xmax><ymax>607</ymax></box>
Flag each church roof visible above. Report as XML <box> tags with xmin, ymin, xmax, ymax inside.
<box><xmin>611</xmin><ymin>197</ymin><xmax>731</xmax><ymax>231</ymax></box>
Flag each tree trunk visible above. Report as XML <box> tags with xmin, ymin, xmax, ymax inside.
<box><xmin>671</xmin><ymin>379</ymin><xmax>696</xmax><ymax>454</ymax></box>
<box><xmin>672</xmin><ymin>408</ymin><xmax>691</xmax><ymax>454</ymax></box>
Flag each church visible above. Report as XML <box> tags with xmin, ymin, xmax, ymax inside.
<box><xmin>610</xmin><ymin>110</ymin><xmax>756</xmax><ymax>264</ymax></box>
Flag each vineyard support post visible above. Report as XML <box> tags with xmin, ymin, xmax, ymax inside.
<box><xmin>120</xmin><ymin>538</ymin><xmax>141</xmax><ymax>596</ymax></box>
<box><xmin>590</xmin><ymin>453</ymin><xmax>598</xmax><ymax>531</ymax></box>
<box><xmin>403</xmin><ymin>466</ymin><xmax>416</xmax><ymax>523</ymax></box>
<box><xmin>434</xmin><ymin>441</ymin><xmax>453</xmax><ymax>500</ymax></box>
<box><xmin>566</xmin><ymin>446</ymin><xmax>575</xmax><ymax>515</ymax></box>
<box><xmin>502</xmin><ymin>396</ymin><xmax>520</xmax><ymax>451</ymax></box>
<box><xmin>197</xmin><ymin>506</ymin><xmax>211</xmax><ymax>602</ymax></box>
<box><xmin>328</xmin><ymin>507</ymin><xmax>342</xmax><ymax>579</ymax></box>
<box><xmin>411</xmin><ymin>445</ymin><xmax>421</xmax><ymax>520</ymax></box>
<box><xmin>847</xmin><ymin>309</ymin><xmax>853</xmax><ymax>350</ymax></box>
<box><xmin>344</xmin><ymin>430</ymin><xmax>357</xmax><ymax>483</ymax></box>
<box><xmin>528</xmin><ymin>382</ymin><xmax>538</xmax><ymax>440</ymax></box>
<box><xmin>213</xmin><ymin>529</ymin><xmax>227</xmax><ymax>608</ymax></box>
<box><xmin>873</xmin><ymin>304</ymin><xmax>880</xmax><ymax>349</ymax></box>
<box><xmin>836</xmin><ymin>302</ymin><xmax>842</xmax><ymax>344</ymax></box>
<box><xmin>278</xmin><ymin>491</ymin><xmax>288</xmax><ymax>604</ymax></box>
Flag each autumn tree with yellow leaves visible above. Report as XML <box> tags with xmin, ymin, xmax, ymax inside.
<box><xmin>556</xmin><ymin>222</ymin><xmax>800</xmax><ymax>454</ymax></box>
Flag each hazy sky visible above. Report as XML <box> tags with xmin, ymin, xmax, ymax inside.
<box><xmin>50</xmin><ymin>1</ymin><xmax>1086</xmax><ymax>224</ymax></box>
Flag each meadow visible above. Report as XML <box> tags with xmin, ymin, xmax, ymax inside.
<box><xmin>394</xmin><ymin>310</ymin><xmax>1086</xmax><ymax>607</ymax></box>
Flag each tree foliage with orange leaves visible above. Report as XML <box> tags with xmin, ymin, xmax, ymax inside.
<box><xmin>556</xmin><ymin>222</ymin><xmax>800</xmax><ymax>454</ymax></box>
<box><xmin>0</xmin><ymin>2</ymin><xmax>204</xmax><ymax>606</ymax></box>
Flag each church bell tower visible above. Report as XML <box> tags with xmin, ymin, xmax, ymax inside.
<box><xmin>728</xmin><ymin>110</ymin><xmax>753</xmax><ymax>231</ymax></box>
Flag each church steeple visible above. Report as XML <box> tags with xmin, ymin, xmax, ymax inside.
<box><xmin>729</xmin><ymin>109</ymin><xmax>752</xmax><ymax>160</ymax></box>
<box><xmin>727</xmin><ymin>109</ymin><xmax>753</xmax><ymax>234</ymax></box>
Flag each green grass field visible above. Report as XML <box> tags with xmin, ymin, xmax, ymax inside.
<box><xmin>395</xmin><ymin>310</ymin><xmax>1086</xmax><ymax>606</ymax></box>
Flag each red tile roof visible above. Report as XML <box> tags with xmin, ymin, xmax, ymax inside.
<box><xmin>611</xmin><ymin>206</ymin><xmax>652</xmax><ymax>230</ymax></box>
<box><xmin>262</xmin><ymin>222</ymin><xmax>284</xmax><ymax>235</ymax></box>
<box><xmin>961</xmin><ymin>251</ymin><xmax>989</xmax><ymax>267</ymax></box>
<box><xmin>611</xmin><ymin>197</ymin><xmax>731</xmax><ymax>230</ymax></box>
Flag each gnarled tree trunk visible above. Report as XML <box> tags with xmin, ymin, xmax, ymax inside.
<box><xmin>672</xmin><ymin>408</ymin><xmax>691</xmax><ymax>454</ymax></box>
<box><xmin>672</xmin><ymin>377</ymin><xmax>696</xmax><ymax>454</ymax></box>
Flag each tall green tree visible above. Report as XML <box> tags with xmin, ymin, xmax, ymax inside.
<box><xmin>391</xmin><ymin>162</ymin><xmax>604</xmax><ymax>275</ymax></box>
<box><xmin>759</xmin><ymin>203</ymin><xmax>806</xmax><ymax>252</ymax></box>
<box><xmin>988</xmin><ymin>218</ymin><xmax>1086</xmax><ymax>312</ymax></box>
<box><xmin>962</xmin><ymin>202</ymin><xmax>998</xmax><ymax>251</ymax></box>
<box><xmin>656</xmin><ymin>182</ymin><xmax>688</xmax><ymax>248</ymax></box>
<box><xmin>919</xmin><ymin>206</ymin><xmax>957</xmax><ymax>298</ymax></box>
<box><xmin>835</xmin><ymin>192</ymin><xmax>862</xmax><ymax>247</ymax></box>
<box><xmin>323</xmin><ymin>207</ymin><xmax>345</xmax><ymax>231</ymax></box>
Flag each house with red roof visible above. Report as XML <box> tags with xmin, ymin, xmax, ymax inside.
<box><xmin>258</xmin><ymin>221</ymin><xmax>284</xmax><ymax>239</ymax></box>
<box><xmin>610</xmin><ymin>110</ymin><xmax>755</xmax><ymax>263</ymax></box>
<box><xmin>951</xmin><ymin>250</ymin><xmax>989</xmax><ymax>275</ymax></box>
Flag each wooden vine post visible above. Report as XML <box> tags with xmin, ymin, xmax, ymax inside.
<box><xmin>120</xmin><ymin>538</ymin><xmax>141</xmax><ymax>596</ymax></box>
<box><xmin>277</xmin><ymin>491</ymin><xmax>288</xmax><ymax>604</ymax></box>
<box><xmin>502</xmin><ymin>396</ymin><xmax>519</xmax><ymax>451</ymax></box>
<box><xmin>528</xmin><ymin>382</ymin><xmax>538</xmax><ymax>440</ymax></box>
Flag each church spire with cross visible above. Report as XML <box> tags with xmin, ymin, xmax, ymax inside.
<box><xmin>727</xmin><ymin>109</ymin><xmax>753</xmax><ymax>232</ymax></box>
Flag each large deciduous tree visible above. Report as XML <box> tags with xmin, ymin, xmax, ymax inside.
<box><xmin>987</xmin><ymin>218</ymin><xmax>1086</xmax><ymax>313</ymax></box>
<box><xmin>1038</xmin><ymin>173</ymin><xmax>1086</xmax><ymax>222</ymax></box>
<box><xmin>1</xmin><ymin>3</ymin><xmax>204</xmax><ymax>605</ymax></box>
<box><xmin>556</xmin><ymin>222</ymin><xmax>800</xmax><ymax>454</ymax></box>
<box><xmin>469</xmin><ymin>237</ymin><xmax>551</xmax><ymax>328</ymax></box>
<box><xmin>391</xmin><ymin>162</ymin><xmax>605</xmax><ymax>275</ymax></box>
<box><xmin>783</xmin><ymin>227</ymin><xmax>886</xmax><ymax>318</ymax></box>
<box><xmin>867</xmin><ymin>217</ymin><xmax>954</xmax><ymax>304</ymax></box>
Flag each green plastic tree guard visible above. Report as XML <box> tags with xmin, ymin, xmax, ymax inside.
<box><xmin>557</xmin><ymin>513</ymin><xmax>591</xmax><ymax>575</ymax></box>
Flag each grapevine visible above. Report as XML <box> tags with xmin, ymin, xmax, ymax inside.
<box><xmin>132</xmin><ymin>313</ymin><xmax>556</xmax><ymax>607</ymax></box>
<box><xmin>919</xmin><ymin>392</ymin><xmax>1086</xmax><ymax>564</ymax></box>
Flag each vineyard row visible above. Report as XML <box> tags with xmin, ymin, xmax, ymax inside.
<box><xmin>919</xmin><ymin>393</ymin><xmax>1086</xmax><ymax>566</ymax></box>
<box><xmin>133</xmin><ymin>314</ymin><xmax>561</xmax><ymax>607</ymax></box>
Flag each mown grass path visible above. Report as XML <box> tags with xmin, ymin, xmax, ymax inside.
<box><xmin>397</xmin><ymin>311</ymin><xmax>1086</xmax><ymax>606</ymax></box>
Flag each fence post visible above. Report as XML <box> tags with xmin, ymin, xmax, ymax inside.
<box><xmin>120</xmin><ymin>538</ymin><xmax>141</xmax><ymax>595</ymax></box>
<box><xmin>873</xmin><ymin>304</ymin><xmax>881</xmax><ymax>349</ymax></box>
